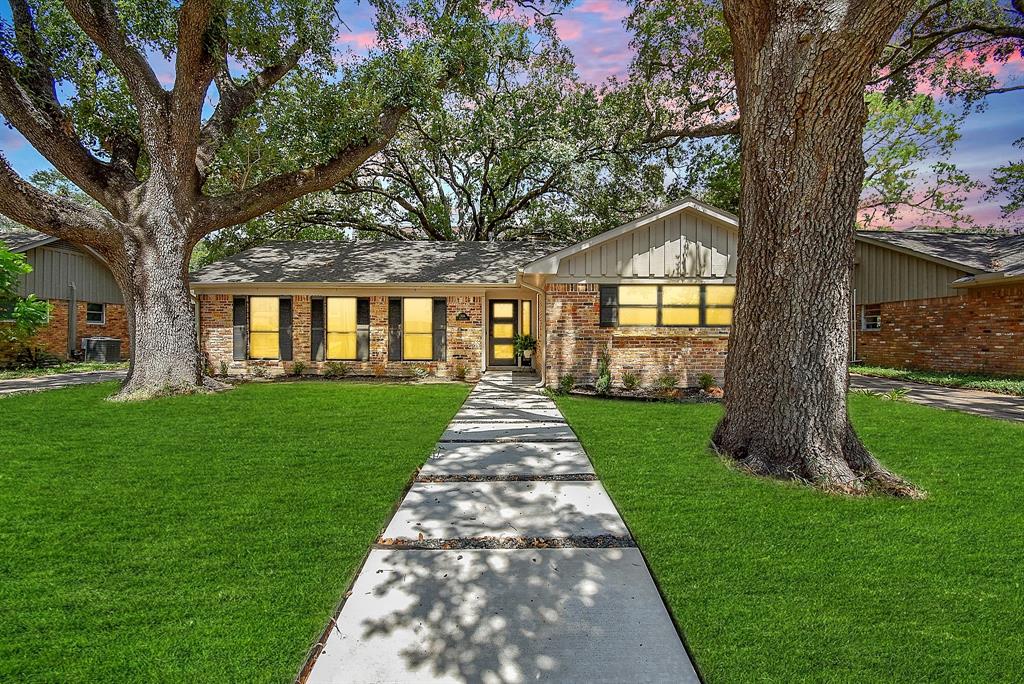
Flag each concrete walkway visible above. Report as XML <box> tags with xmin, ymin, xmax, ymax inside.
<box><xmin>305</xmin><ymin>372</ymin><xmax>699</xmax><ymax>684</ymax></box>
<box><xmin>0</xmin><ymin>369</ymin><xmax>126</xmax><ymax>396</ymax></box>
<box><xmin>850</xmin><ymin>374</ymin><xmax>1024</xmax><ymax>423</ymax></box>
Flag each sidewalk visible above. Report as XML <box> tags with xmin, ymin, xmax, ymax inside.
<box><xmin>303</xmin><ymin>372</ymin><xmax>699</xmax><ymax>683</ymax></box>
<box><xmin>850</xmin><ymin>375</ymin><xmax>1024</xmax><ymax>422</ymax></box>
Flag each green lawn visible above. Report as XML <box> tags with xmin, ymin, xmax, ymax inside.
<box><xmin>851</xmin><ymin>364</ymin><xmax>1024</xmax><ymax>396</ymax></box>
<box><xmin>0</xmin><ymin>381</ymin><xmax>469</xmax><ymax>683</ymax></box>
<box><xmin>557</xmin><ymin>395</ymin><xmax>1024</xmax><ymax>683</ymax></box>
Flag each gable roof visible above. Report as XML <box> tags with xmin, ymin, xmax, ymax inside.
<box><xmin>0</xmin><ymin>228</ymin><xmax>59</xmax><ymax>253</ymax></box>
<box><xmin>855</xmin><ymin>230</ymin><xmax>1024</xmax><ymax>285</ymax></box>
<box><xmin>190</xmin><ymin>240</ymin><xmax>567</xmax><ymax>286</ymax></box>
<box><xmin>522</xmin><ymin>196</ymin><xmax>738</xmax><ymax>275</ymax></box>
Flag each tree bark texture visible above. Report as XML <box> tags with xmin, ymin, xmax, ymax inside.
<box><xmin>714</xmin><ymin>0</ymin><xmax>924</xmax><ymax>497</ymax></box>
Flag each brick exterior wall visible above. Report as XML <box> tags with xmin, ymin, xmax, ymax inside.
<box><xmin>856</xmin><ymin>284</ymin><xmax>1024</xmax><ymax>376</ymax></box>
<box><xmin>24</xmin><ymin>299</ymin><xmax>130</xmax><ymax>360</ymax></box>
<box><xmin>544</xmin><ymin>283</ymin><xmax>730</xmax><ymax>388</ymax></box>
<box><xmin>200</xmin><ymin>293</ymin><xmax>483</xmax><ymax>380</ymax></box>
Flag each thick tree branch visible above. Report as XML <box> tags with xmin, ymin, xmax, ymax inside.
<box><xmin>169</xmin><ymin>0</ymin><xmax>221</xmax><ymax>175</ymax></box>
<box><xmin>0</xmin><ymin>56</ymin><xmax>134</xmax><ymax>211</ymax></box>
<box><xmin>195</xmin><ymin>41</ymin><xmax>308</xmax><ymax>176</ymax></box>
<box><xmin>644</xmin><ymin>118</ymin><xmax>741</xmax><ymax>145</ymax></box>
<box><xmin>63</xmin><ymin>0</ymin><xmax>167</xmax><ymax>135</ymax></box>
<box><xmin>0</xmin><ymin>153</ymin><xmax>123</xmax><ymax>247</ymax></box>
<box><xmin>202</xmin><ymin>105</ymin><xmax>409</xmax><ymax>231</ymax></box>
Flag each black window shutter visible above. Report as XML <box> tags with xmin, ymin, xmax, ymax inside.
<box><xmin>356</xmin><ymin>298</ymin><xmax>370</xmax><ymax>361</ymax></box>
<box><xmin>599</xmin><ymin>286</ymin><xmax>618</xmax><ymax>327</ymax></box>
<box><xmin>388</xmin><ymin>298</ymin><xmax>402</xmax><ymax>361</ymax></box>
<box><xmin>310</xmin><ymin>298</ymin><xmax>325</xmax><ymax>362</ymax></box>
<box><xmin>432</xmin><ymin>298</ymin><xmax>447</xmax><ymax>362</ymax></box>
<box><xmin>232</xmin><ymin>297</ymin><xmax>247</xmax><ymax>360</ymax></box>
<box><xmin>279</xmin><ymin>298</ymin><xmax>293</xmax><ymax>361</ymax></box>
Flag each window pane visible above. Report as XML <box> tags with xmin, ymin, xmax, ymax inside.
<box><xmin>250</xmin><ymin>297</ymin><xmax>279</xmax><ymax>332</ymax></box>
<box><xmin>619</xmin><ymin>285</ymin><xmax>657</xmax><ymax>306</ymax></box>
<box><xmin>327</xmin><ymin>332</ymin><xmax>357</xmax><ymax>359</ymax></box>
<box><xmin>492</xmin><ymin>302</ymin><xmax>514</xmax><ymax>319</ymax></box>
<box><xmin>493</xmin><ymin>323</ymin><xmax>514</xmax><ymax>338</ymax></box>
<box><xmin>662</xmin><ymin>307</ymin><xmax>701</xmax><ymax>326</ymax></box>
<box><xmin>619</xmin><ymin>306</ymin><xmax>658</xmax><ymax>326</ymax></box>
<box><xmin>705</xmin><ymin>286</ymin><xmax>736</xmax><ymax>306</ymax></box>
<box><xmin>327</xmin><ymin>297</ymin><xmax>356</xmax><ymax>333</ymax></box>
<box><xmin>404</xmin><ymin>298</ymin><xmax>433</xmax><ymax>334</ymax></box>
<box><xmin>249</xmin><ymin>331</ymin><xmax>279</xmax><ymax>358</ymax></box>
<box><xmin>521</xmin><ymin>301</ymin><xmax>531</xmax><ymax>336</ymax></box>
<box><xmin>662</xmin><ymin>286</ymin><xmax>701</xmax><ymax>306</ymax></box>
<box><xmin>493</xmin><ymin>344</ymin><xmax>514</xmax><ymax>360</ymax></box>
<box><xmin>404</xmin><ymin>333</ymin><xmax>433</xmax><ymax>360</ymax></box>
<box><xmin>705</xmin><ymin>308</ymin><xmax>733</xmax><ymax>326</ymax></box>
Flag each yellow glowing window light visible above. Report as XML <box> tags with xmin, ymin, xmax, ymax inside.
<box><xmin>403</xmin><ymin>298</ymin><xmax>433</xmax><ymax>360</ymax></box>
<box><xmin>327</xmin><ymin>297</ymin><xmax>357</xmax><ymax>360</ymax></box>
<box><xmin>661</xmin><ymin>285</ymin><xmax>701</xmax><ymax>325</ymax></box>
<box><xmin>705</xmin><ymin>285</ymin><xmax>736</xmax><ymax>326</ymax></box>
<box><xmin>249</xmin><ymin>297</ymin><xmax>280</xmax><ymax>359</ymax></box>
<box><xmin>618</xmin><ymin>285</ymin><xmax>658</xmax><ymax>326</ymax></box>
<box><xmin>520</xmin><ymin>300</ymin><xmax>531</xmax><ymax>337</ymax></box>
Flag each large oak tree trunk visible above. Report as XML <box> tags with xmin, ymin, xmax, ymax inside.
<box><xmin>106</xmin><ymin>189</ymin><xmax>206</xmax><ymax>400</ymax></box>
<box><xmin>713</xmin><ymin>0</ymin><xmax>923</xmax><ymax>497</ymax></box>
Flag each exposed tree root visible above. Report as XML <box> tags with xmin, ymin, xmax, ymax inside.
<box><xmin>711</xmin><ymin>420</ymin><xmax>926</xmax><ymax>499</ymax></box>
<box><xmin>107</xmin><ymin>375</ymin><xmax>233</xmax><ymax>402</ymax></box>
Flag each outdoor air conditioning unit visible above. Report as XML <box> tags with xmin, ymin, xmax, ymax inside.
<box><xmin>82</xmin><ymin>337</ymin><xmax>122</xmax><ymax>362</ymax></box>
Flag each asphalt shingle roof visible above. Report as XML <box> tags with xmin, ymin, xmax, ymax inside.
<box><xmin>190</xmin><ymin>240</ymin><xmax>567</xmax><ymax>285</ymax></box>
<box><xmin>0</xmin><ymin>228</ymin><xmax>55</xmax><ymax>253</ymax></box>
<box><xmin>857</xmin><ymin>230</ymin><xmax>1024</xmax><ymax>275</ymax></box>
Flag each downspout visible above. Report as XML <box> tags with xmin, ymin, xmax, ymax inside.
<box><xmin>67</xmin><ymin>282</ymin><xmax>77</xmax><ymax>359</ymax></box>
<box><xmin>519</xmin><ymin>275</ymin><xmax>546</xmax><ymax>388</ymax></box>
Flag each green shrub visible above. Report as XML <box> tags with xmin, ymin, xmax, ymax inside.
<box><xmin>558</xmin><ymin>374</ymin><xmax>575</xmax><ymax>395</ymax></box>
<box><xmin>290</xmin><ymin>361</ymin><xmax>307</xmax><ymax>377</ymax></box>
<box><xmin>698</xmin><ymin>373</ymin><xmax>717</xmax><ymax>391</ymax></box>
<box><xmin>252</xmin><ymin>365</ymin><xmax>267</xmax><ymax>379</ymax></box>
<box><xmin>655</xmin><ymin>373</ymin><xmax>679</xmax><ymax>391</ymax></box>
<box><xmin>219</xmin><ymin>361</ymin><xmax>228</xmax><ymax>377</ymax></box>
<box><xmin>324</xmin><ymin>362</ymin><xmax>347</xmax><ymax>378</ymax></box>
<box><xmin>453</xmin><ymin>363</ymin><xmax>468</xmax><ymax>381</ymax></box>
<box><xmin>621</xmin><ymin>371</ymin><xmax>641</xmax><ymax>391</ymax></box>
<box><xmin>595</xmin><ymin>353</ymin><xmax>611</xmax><ymax>395</ymax></box>
<box><xmin>412</xmin><ymin>366</ymin><xmax>429</xmax><ymax>379</ymax></box>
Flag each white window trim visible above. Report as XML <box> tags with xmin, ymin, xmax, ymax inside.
<box><xmin>86</xmin><ymin>302</ymin><xmax>106</xmax><ymax>326</ymax></box>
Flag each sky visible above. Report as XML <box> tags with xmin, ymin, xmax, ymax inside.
<box><xmin>2</xmin><ymin>0</ymin><xmax>1022</xmax><ymax>229</ymax></box>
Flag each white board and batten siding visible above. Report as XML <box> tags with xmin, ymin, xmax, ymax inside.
<box><xmin>18</xmin><ymin>241</ymin><xmax>123</xmax><ymax>304</ymax></box>
<box><xmin>553</xmin><ymin>208</ymin><xmax>737</xmax><ymax>282</ymax></box>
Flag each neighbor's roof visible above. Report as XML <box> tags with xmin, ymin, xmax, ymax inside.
<box><xmin>856</xmin><ymin>230</ymin><xmax>1024</xmax><ymax>284</ymax></box>
<box><xmin>190</xmin><ymin>240</ymin><xmax>567</xmax><ymax>286</ymax></box>
<box><xmin>0</xmin><ymin>228</ymin><xmax>58</xmax><ymax>253</ymax></box>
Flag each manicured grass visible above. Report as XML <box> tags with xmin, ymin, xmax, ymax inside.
<box><xmin>0</xmin><ymin>381</ymin><xmax>469</xmax><ymax>682</ymax></box>
<box><xmin>851</xmin><ymin>364</ymin><xmax>1024</xmax><ymax>396</ymax></box>
<box><xmin>0</xmin><ymin>360</ymin><xmax>128</xmax><ymax>380</ymax></box>
<box><xmin>557</xmin><ymin>395</ymin><xmax>1024</xmax><ymax>683</ymax></box>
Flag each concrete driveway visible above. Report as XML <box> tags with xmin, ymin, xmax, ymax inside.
<box><xmin>850</xmin><ymin>375</ymin><xmax>1024</xmax><ymax>422</ymax></box>
<box><xmin>0</xmin><ymin>369</ymin><xmax>126</xmax><ymax>396</ymax></box>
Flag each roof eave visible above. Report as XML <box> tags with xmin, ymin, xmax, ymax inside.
<box><xmin>854</xmin><ymin>233</ymin><xmax>987</xmax><ymax>275</ymax></box>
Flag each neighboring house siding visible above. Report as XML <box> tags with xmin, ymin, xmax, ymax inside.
<box><xmin>555</xmin><ymin>211</ymin><xmax>737</xmax><ymax>279</ymax></box>
<box><xmin>199</xmin><ymin>293</ymin><xmax>484</xmax><ymax>380</ymax></box>
<box><xmin>18</xmin><ymin>244</ymin><xmax>123</xmax><ymax>304</ymax></box>
<box><xmin>544</xmin><ymin>283</ymin><xmax>729</xmax><ymax>387</ymax></box>
<box><xmin>856</xmin><ymin>285</ymin><xmax>1024</xmax><ymax>376</ymax></box>
<box><xmin>854</xmin><ymin>241</ymin><xmax>967</xmax><ymax>304</ymax></box>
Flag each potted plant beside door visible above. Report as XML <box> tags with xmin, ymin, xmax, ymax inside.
<box><xmin>513</xmin><ymin>334</ymin><xmax>537</xmax><ymax>367</ymax></box>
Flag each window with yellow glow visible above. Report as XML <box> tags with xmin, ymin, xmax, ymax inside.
<box><xmin>704</xmin><ymin>286</ymin><xmax>735</xmax><ymax>326</ymax></box>
<box><xmin>403</xmin><ymin>298</ymin><xmax>433</xmax><ymax>360</ymax></box>
<box><xmin>520</xmin><ymin>300</ymin><xmax>531</xmax><ymax>337</ymax></box>
<box><xmin>619</xmin><ymin>285</ymin><xmax>658</xmax><ymax>326</ymax></box>
<box><xmin>327</xmin><ymin>297</ymin><xmax>358</xmax><ymax>359</ymax></box>
<box><xmin>249</xmin><ymin>297</ymin><xmax>280</xmax><ymax>359</ymax></box>
<box><xmin>661</xmin><ymin>285</ymin><xmax>701</xmax><ymax>326</ymax></box>
<box><xmin>600</xmin><ymin>284</ymin><xmax>735</xmax><ymax>328</ymax></box>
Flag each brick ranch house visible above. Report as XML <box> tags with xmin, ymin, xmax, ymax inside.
<box><xmin>191</xmin><ymin>198</ymin><xmax>740</xmax><ymax>386</ymax></box>
<box><xmin>853</xmin><ymin>230</ymin><xmax>1024</xmax><ymax>377</ymax></box>
<box><xmin>1</xmin><ymin>229</ymin><xmax>129</xmax><ymax>360</ymax></box>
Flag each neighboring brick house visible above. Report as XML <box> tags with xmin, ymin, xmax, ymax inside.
<box><xmin>191</xmin><ymin>198</ymin><xmax>740</xmax><ymax>386</ymax></box>
<box><xmin>853</xmin><ymin>231</ymin><xmax>1024</xmax><ymax>377</ymax></box>
<box><xmin>1</xmin><ymin>229</ymin><xmax>129</xmax><ymax>361</ymax></box>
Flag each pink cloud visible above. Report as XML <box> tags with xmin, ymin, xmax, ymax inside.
<box><xmin>335</xmin><ymin>30</ymin><xmax>378</xmax><ymax>51</ymax></box>
<box><xmin>555</xmin><ymin>18</ymin><xmax>584</xmax><ymax>42</ymax></box>
<box><xmin>573</xmin><ymin>0</ymin><xmax>630</xmax><ymax>21</ymax></box>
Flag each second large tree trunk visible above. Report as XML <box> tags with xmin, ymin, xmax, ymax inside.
<box><xmin>713</xmin><ymin>0</ymin><xmax>922</xmax><ymax>496</ymax></box>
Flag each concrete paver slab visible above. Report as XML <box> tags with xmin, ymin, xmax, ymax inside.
<box><xmin>452</xmin><ymin>405</ymin><xmax>565</xmax><ymax>422</ymax></box>
<box><xmin>383</xmin><ymin>481</ymin><xmax>627</xmax><ymax>540</ymax></box>
<box><xmin>441</xmin><ymin>421</ymin><xmax>578</xmax><ymax>443</ymax></box>
<box><xmin>306</xmin><ymin>548</ymin><xmax>697</xmax><ymax>684</ymax></box>
<box><xmin>420</xmin><ymin>442</ymin><xmax>594</xmax><ymax>478</ymax></box>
